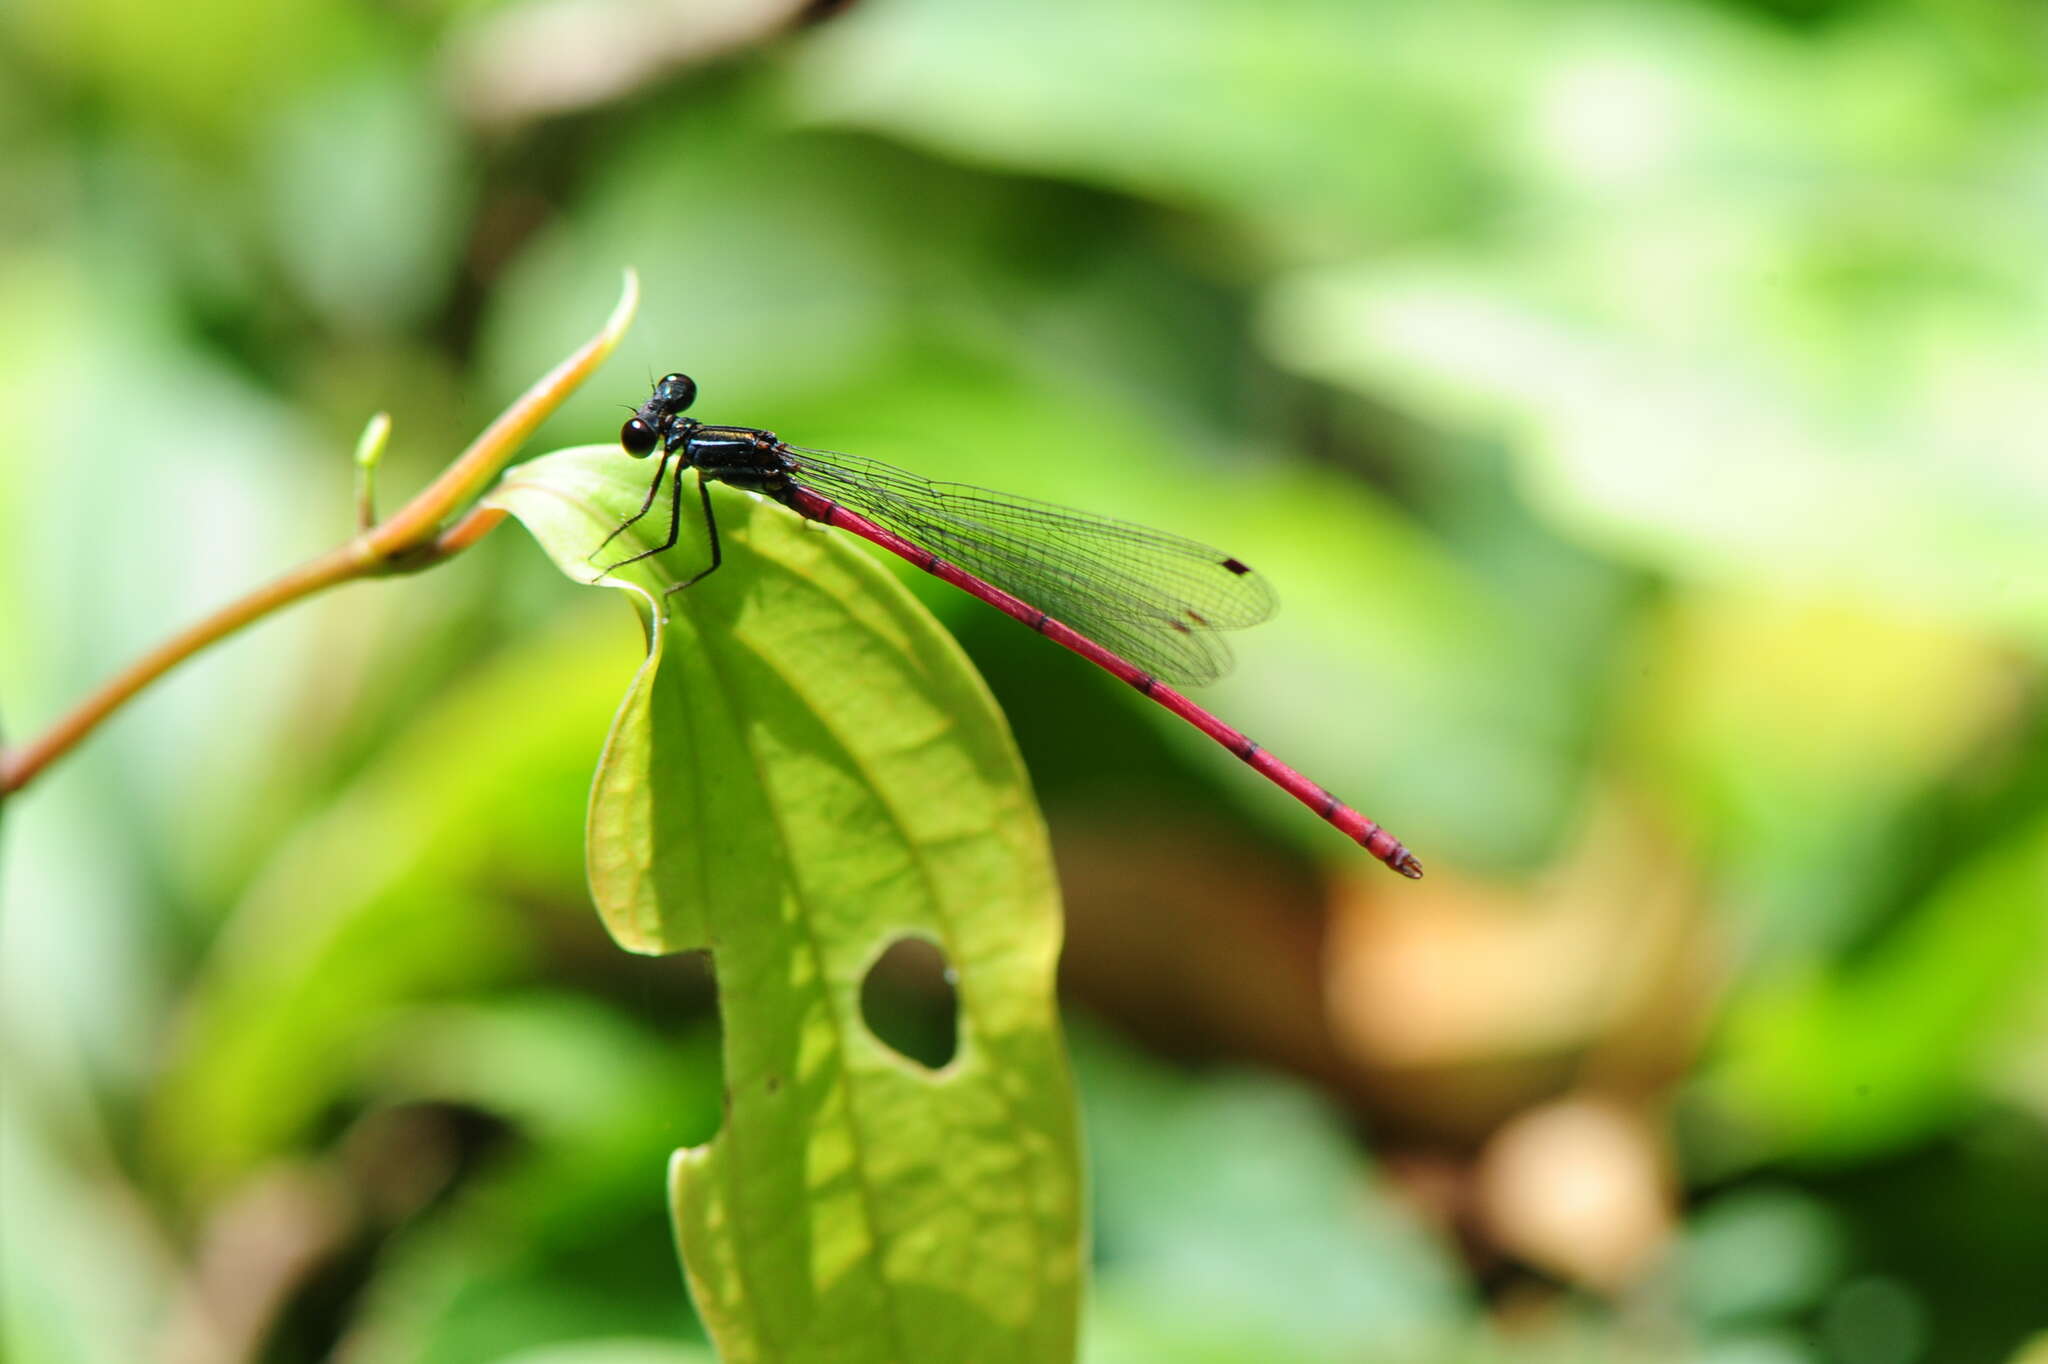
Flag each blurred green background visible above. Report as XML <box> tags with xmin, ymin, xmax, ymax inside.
<box><xmin>3</xmin><ymin>0</ymin><xmax>2046</xmax><ymax>1360</ymax></box>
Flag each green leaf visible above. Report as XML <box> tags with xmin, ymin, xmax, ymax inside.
<box><xmin>1074</xmin><ymin>1030</ymin><xmax>1471</xmax><ymax>1362</ymax></box>
<box><xmin>147</xmin><ymin>606</ymin><xmax>626</xmax><ymax>1195</ymax></box>
<box><xmin>790</xmin><ymin>0</ymin><xmax>1533</xmax><ymax>254</ymax></box>
<box><xmin>1703</xmin><ymin>816</ymin><xmax>2048</xmax><ymax>1166</ymax></box>
<box><xmin>487</xmin><ymin>447</ymin><xmax>1083</xmax><ymax>1364</ymax></box>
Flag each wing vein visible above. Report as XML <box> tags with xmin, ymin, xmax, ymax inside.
<box><xmin>783</xmin><ymin>445</ymin><xmax>1276</xmax><ymax>686</ymax></box>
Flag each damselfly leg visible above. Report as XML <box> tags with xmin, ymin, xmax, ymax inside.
<box><xmin>591</xmin><ymin>458</ymin><xmax>725</xmax><ymax>595</ymax></box>
<box><xmin>588</xmin><ymin>449</ymin><xmax>673</xmax><ymax>564</ymax></box>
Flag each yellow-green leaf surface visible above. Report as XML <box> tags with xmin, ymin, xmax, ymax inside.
<box><xmin>487</xmin><ymin>447</ymin><xmax>1082</xmax><ymax>1364</ymax></box>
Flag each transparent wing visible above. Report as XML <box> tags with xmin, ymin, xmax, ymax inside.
<box><xmin>781</xmin><ymin>445</ymin><xmax>1277</xmax><ymax>686</ymax></box>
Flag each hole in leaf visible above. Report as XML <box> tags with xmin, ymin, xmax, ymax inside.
<box><xmin>859</xmin><ymin>935</ymin><xmax>958</xmax><ymax>1069</ymax></box>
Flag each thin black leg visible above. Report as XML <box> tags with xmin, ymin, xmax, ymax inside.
<box><xmin>590</xmin><ymin>450</ymin><xmax>673</xmax><ymax>564</ymax></box>
<box><xmin>664</xmin><ymin>476</ymin><xmax>724</xmax><ymax>597</ymax></box>
<box><xmin>607</xmin><ymin>458</ymin><xmax>691</xmax><ymax>573</ymax></box>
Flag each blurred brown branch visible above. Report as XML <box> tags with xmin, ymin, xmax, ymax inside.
<box><xmin>0</xmin><ymin>270</ymin><xmax>640</xmax><ymax>798</ymax></box>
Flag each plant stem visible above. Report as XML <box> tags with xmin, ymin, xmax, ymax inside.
<box><xmin>0</xmin><ymin>546</ymin><xmax>363</xmax><ymax>794</ymax></box>
<box><xmin>0</xmin><ymin>269</ymin><xmax>639</xmax><ymax>798</ymax></box>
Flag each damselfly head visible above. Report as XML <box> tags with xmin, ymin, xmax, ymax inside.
<box><xmin>620</xmin><ymin>417</ymin><xmax>658</xmax><ymax>457</ymax></box>
<box><xmin>621</xmin><ymin>373</ymin><xmax>698</xmax><ymax>455</ymax></box>
<box><xmin>654</xmin><ymin>373</ymin><xmax>698</xmax><ymax>413</ymax></box>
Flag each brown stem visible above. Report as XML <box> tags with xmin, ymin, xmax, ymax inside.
<box><xmin>421</xmin><ymin>504</ymin><xmax>511</xmax><ymax>564</ymax></box>
<box><xmin>1</xmin><ymin>547</ymin><xmax>358</xmax><ymax>794</ymax></box>
<box><xmin>0</xmin><ymin>270</ymin><xmax>640</xmax><ymax>798</ymax></box>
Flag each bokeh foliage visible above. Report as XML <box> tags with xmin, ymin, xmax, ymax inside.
<box><xmin>2</xmin><ymin>0</ymin><xmax>2045</xmax><ymax>1361</ymax></box>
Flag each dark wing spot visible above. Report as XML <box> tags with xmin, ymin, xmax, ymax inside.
<box><xmin>1221</xmin><ymin>557</ymin><xmax>1252</xmax><ymax>576</ymax></box>
<box><xmin>1186</xmin><ymin>610</ymin><xmax>1210</xmax><ymax>627</ymax></box>
<box><xmin>1169</xmin><ymin>620</ymin><xmax>1191</xmax><ymax>634</ymax></box>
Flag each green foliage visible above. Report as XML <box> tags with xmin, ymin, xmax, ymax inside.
<box><xmin>1077</xmin><ymin>1033</ymin><xmax>1470</xmax><ymax>1362</ymax></box>
<box><xmin>1705</xmin><ymin>817</ymin><xmax>2048</xmax><ymax>1164</ymax></box>
<box><xmin>489</xmin><ymin>448</ymin><xmax>1082</xmax><ymax>1362</ymax></box>
<box><xmin>7</xmin><ymin>0</ymin><xmax>2048</xmax><ymax>1359</ymax></box>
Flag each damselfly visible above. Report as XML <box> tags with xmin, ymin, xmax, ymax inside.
<box><xmin>597</xmin><ymin>373</ymin><xmax>1422</xmax><ymax>878</ymax></box>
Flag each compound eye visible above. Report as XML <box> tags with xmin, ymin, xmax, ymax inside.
<box><xmin>659</xmin><ymin>373</ymin><xmax>697</xmax><ymax>412</ymax></box>
<box><xmin>620</xmin><ymin>417</ymin><xmax>658</xmax><ymax>457</ymax></box>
